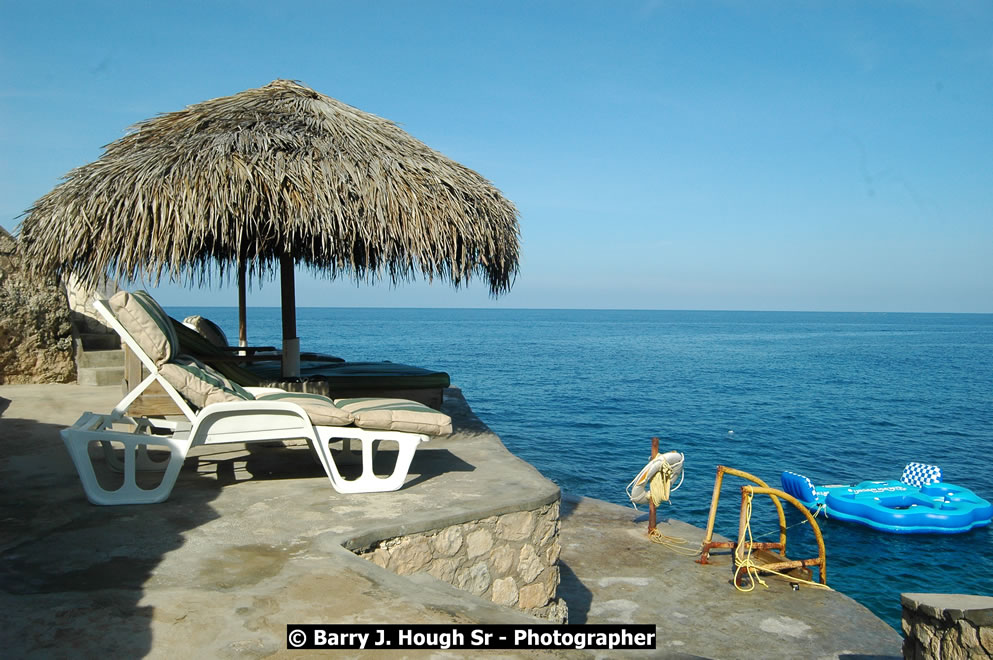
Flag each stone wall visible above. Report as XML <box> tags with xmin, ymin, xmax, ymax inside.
<box><xmin>902</xmin><ymin>593</ymin><xmax>993</xmax><ymax>659</ymax></box>
<box><xmin>63</xmin><ymin>274</ymin><xmax>120</xmax><ymax>335</ymax></box>
<box><xmin>0</xmin><ymin>227</ymin><xmax>75</xmax><ymax>384</ymax></box>
<box><xmin>357</xmin><ymin>501</ymin><xmax>567</xmax><ymax>622</ymax></box>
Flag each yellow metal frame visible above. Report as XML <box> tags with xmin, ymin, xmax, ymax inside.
<box><xmin>736</xmin><ymin>485</ymin><xmax>828</xmax><ymax>585</ymax></box>
<box><xmin>698</xmin><ymin>465</ymin><xmax>788</xmax><ymax>563</ymax></box>
<box><xmin>696</xmin><ymin>465</ymin><xmax>827</xmax><ymax>586</ymax></box>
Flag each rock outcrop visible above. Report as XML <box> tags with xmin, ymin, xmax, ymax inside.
<box><xmin>0</xmin><ymin>227</ymin><xmax>75</xmax><ymax>384</ymax></box>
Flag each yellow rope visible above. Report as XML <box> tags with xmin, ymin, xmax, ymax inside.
<box><xmin>733</xmin><ymin>490</ymin><xmax>833</xmax><ymax>593</ymax></box>
<box><xmin>647</xmin><ymin>527</ymin><xmax>701</xmax><ymax>556</ymax></box>
<box><xmin>645</xmin><ymin>460</ymin><xmax>701</xmax><ymax>554</ymax></box>
<box><xmin>648</xmin><ymin>461</ymin><xmax>673</xmax><ymax>506</ymax></box>
<box><xmin>733</xmin><ymin>491</ymin><xmax>767</xmax><ymax>592</ymax></box>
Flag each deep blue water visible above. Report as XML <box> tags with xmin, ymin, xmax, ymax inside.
<box><xmin>167</xmin><ymin>306</ymin><xmax>993</xmax><ymax>630</ymax></box>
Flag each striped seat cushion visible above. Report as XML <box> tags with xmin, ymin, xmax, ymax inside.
<box><xmin>335</xmin><ymin>397</ymin><xmax>452</xmax><ymax>435</ymax></box>
<box><xmin>256</xmin><ymin>392</ymin><xmax>354</xmax><ymax>427</ymax></box>
<box><xmin>160</xmin><ymin>357</ymin><xmax>353</xmax><ymax>426</ymax></box>
<box><xmin>159</xmin><ymin>356</ymin><xmax>255</xmax><ymax>408</ymax></box>
<box><xmin>108</xmin><ymin>290</ymin><xmax>180</xmax><ymax>367</ymax></box>
<box><xmin>183</xmin><ymin>315</ymin><xmax>229</xmax><ymax>348</ymax></box>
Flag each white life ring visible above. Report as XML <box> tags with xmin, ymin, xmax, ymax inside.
<box><xmin>626</xmin><ymin>451</ymin><xmax>684</xmax><ymax>507</ymax></box>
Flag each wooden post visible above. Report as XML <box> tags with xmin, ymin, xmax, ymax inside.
<box><xmin>648</xmin><ymin>436</ymin><xmax>659</xmax><ymax>533</ymax></box>
<box><xmin>238</xmin><ymin>259</ymin><xmax>247</xmax><ymax>349</ymax></box>
<box><xmin>279</xmin><ymin>255</ymin><xmax>299</xmax><ymax>378</ymax></box>
<box><xmin>123</xmin><ymin>344</ymin><xmax>142</xmax><ymax>396</ymax></box>
<box><xmin>279</xmin><ymin>255</ymin><xmax>297</xmax><ymax>341</ymax></box>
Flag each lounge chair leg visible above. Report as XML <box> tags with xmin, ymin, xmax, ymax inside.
<box><xmin>61</xmin><ymin>414</ymin><xmax>188</xmax><ymax>505</ymax></box>
<box><xmin>377</xmin><ymin>438</ymin><xmax>419</xmax><ymax>492</ymax></box>
<box><xmin>100</xmin><ymin>441</ymin><xmax>172</xmax><ymax>473</ymax></box>
<box><xmin>335</xmin><ymin>437</ymin><xmax>378</xmax><ymax>466</ymax></box>
<box><xmin>314</xmin><ymin>429</ymin><xmax>425</xmax><ymax>494</ymax></box>
<box><xmin>134</xmin><ymin>443</ymin><xmax>174</xmax><ymax>471</ymax></box>
<box><xmin>98</xmin><ymin>418</ymin><xmax>175</xmax><ymax>473</ymax></box>
<box><xmin>307</xmin><ymin>433</ymin><xmax>351</xmax><ymax>492</ymax></box>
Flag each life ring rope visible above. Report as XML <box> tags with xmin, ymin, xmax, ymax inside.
<box><xmin>627</xmin><ymin>451</ymin><xmax>684</xmax><ymax>509</ymax></box>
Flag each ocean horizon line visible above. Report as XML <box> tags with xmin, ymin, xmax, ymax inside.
<box><xmin>163</xmin><ymin>305</ymin><xmax>993</xmax><ymax>317</ymax></box>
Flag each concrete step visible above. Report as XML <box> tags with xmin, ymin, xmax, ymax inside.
<box><xmin>76</xmin><ymin>348</ymin><xmax>124</xmax><ymax>369</ymax></box>
<box><xmin>78</xmin><ymin>332</ymin><xmax>120</xmax><ymax>352</ymax></box>
<box><xmin>77</xmin><ymin>366</ymin><xmax>124</xmax><ymax>387</ymax></box>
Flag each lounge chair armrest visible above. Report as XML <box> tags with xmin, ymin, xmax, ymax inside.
<box><xmin>244</xmin><ymin>386</ymin><xmax>287</xmax><ymax>397</ymax></box>
<box><xmin>196</xmin><ymin>354</ymin><xmax>283</xmax><ymax>363</ymax></box>
<box><xmin>213</xmin><ymin>345</ymin><xmax>279</xmax><ymax>354</ymax></box>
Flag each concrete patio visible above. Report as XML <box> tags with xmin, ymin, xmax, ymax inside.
<box><xmin>0</xmin><ymin>383</ymin><xmax>902</xmax><ymax>658</ymax></box>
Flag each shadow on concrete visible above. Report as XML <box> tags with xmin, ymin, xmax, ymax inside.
<box><xmin>560</xmin><ymin>492</ymin><xmax>579</xmax><ymax>519</ymax></box>
<box><xmin>632</xmin><ymin>509</ymin><xmax>679</xmax><ymax>525</ymax></box>
<box><xmin>556</xmin><ymin>561</ymin><xmax>593</xmax><ymax>624</ymax></box>
<box><xmin>0</xmin><ymin>396</ymin><xmax>10</xmax><ymax>416</ymax></box>
<box><xmin>556</xmin><ymin>497</ymin><xmax>597</xmax><ymax>625</ymax></box>
<box><xmin>185</xmin><ymin>444</ymin><xmax>476</xmax><ymax>492</ymax></box>
<box><xmin>0</xmin><ymin>414</ymin><xmax>222</xmax><ymax>657</ymax></box>
<box><xmin>401</xmin><ymin>448</ymin><xmax>475</xmax><ymax>489</ymax></box>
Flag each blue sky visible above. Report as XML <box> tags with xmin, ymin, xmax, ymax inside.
<box><xmin>2</xmin><ymin>1</ymin><xmax>991</xmax><ymax>312</ymax></box>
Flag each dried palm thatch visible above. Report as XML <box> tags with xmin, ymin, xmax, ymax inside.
<box><xmin>18</xmin><ymin>79</ymin><xmax>519</xmax><ymax>295</ymax></box>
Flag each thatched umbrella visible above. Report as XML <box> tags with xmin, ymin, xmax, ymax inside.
<box><xmin>18</xmin><ymin>80</ymin><xmax>519</xmax><ymax>376</ymax></box>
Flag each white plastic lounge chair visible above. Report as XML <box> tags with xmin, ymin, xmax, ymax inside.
<box><xmin>61</xmin><ymin>291</ymin><xmax>452</xmax><ymax>505</ymax></box>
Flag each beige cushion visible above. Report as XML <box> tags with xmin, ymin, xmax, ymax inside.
<box><xmin>183</xmin><ymin>315</ymin><xmax>229</xmax><ymax>348</ymax></box>
<box><xmin>256</xmin><ymin>392</ymin><xmax>354</xmax><ymax>427</ymax></box>
<box><xmin>335</xmin><ymin>398</ymin><xmax>452</xmax><ymax>435</ymax></box>
<box><xmin>108</xmin><ymin>291</ymin><xmax>179</xmax><ymax>367</ymax></box>
<box><xmin>159</xmin><ymin>357</ymin><xmax>253</xmax><ymax>409</ymax></box>
<box><xmin>158</xmin><ymin>359</ymin><xmax>354</xmax><ymax>427</ymax></box>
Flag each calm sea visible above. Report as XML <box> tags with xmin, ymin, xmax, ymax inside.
<box><xmin>167</xmin><ymin>306</ymin><xmax>993</xmax><ymax>630</ymax></box>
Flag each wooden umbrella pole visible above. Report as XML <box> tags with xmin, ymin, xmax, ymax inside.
<box><xmin>238</xmin><ymin>259</ymin><xmax>247</xmax><ymax>350</ymax></box>
<box><xmin>649</xmin><ymin>436</ymin><xmax>659</xmax><ymax>533</ymax></box>
<box><xmin>279</xmin><ymin>255</ymin><xmax>299</xmax><ymax>378</ymax></box>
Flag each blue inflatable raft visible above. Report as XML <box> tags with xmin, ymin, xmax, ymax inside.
<box><xmin>781</xmin><ymin>463</ymin><xmax>993</xmax><ymax>534</ymax></box>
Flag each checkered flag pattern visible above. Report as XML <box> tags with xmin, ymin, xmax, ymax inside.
<box><xmin>900</xmin><ymin>462</ymin><xmax>942</xmax><ymax>487</ymax></box>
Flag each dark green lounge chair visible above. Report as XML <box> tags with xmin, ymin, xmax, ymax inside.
<box><xmin>171</xmin><ymin>320</ymin><xmax>450</xmax><ymax>409</ymax></box>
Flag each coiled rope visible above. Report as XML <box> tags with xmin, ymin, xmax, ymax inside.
<box><xmin>733</xmin><ymin>490</ymin><xmax>833</xmax><ymax>593</ymax></box>
<box><xmin>648</xmin><ymin>527</ymin><xmax>701</xmax><ymax>555</ymax></box>
<box><xmin>641</xmin><ymin>455</ymin><xmax>697</xmax><ymax>554</ymax></box>
<box><xmin>649</xmin><ymin>458</ymin><xmax>676</xmax><ymax>507</ymax></box>
<box><xmin>627</xmin><ymin>451</ymin><xmax>684</xmax><ymax>509</ymax></box>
